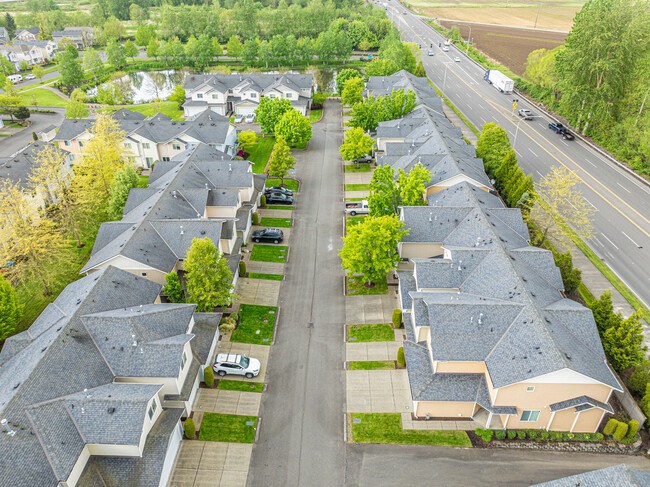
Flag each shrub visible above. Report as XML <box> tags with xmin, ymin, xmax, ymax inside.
<box><xmin>260</xmin><ymin>195</ymin><xmax>266</xmax><ymax>207</ymax></box>
<box><xmin>32</xmin><ymin>131</ymin><xmax>38</xmax><ymax>141</ymax></box>
<box><xmin>603</xmin><ymin>418</ymin><xmax>618</xmax><ymax>436</ymax></box>
<box><xmin>516</xmin><ymin>430</ymin><xmax>526</xmax><ymax>439</ymax></box>
<box><xmin>184</xmin><ymin>418</ymin><xmax>195</xmax><ymax>439</ymax></box>
<box><xmin>475</xmin><ymin>428</ymin><xmax>494</xmax><ymax>442</ymax></box>
<box><xmin>219</xmin><ymin>316</ymin><xmax>236</xmax><ymax>333</ymax></box>
<box><xmin>626</xmin><ymin>420</ymin><xmax>639</xmax><ymax>439</ymax></box>
<box><xmin>252</xmin><ymin>211</ymin><xmax>259</xmax><ymax>225</ymax></box>
<box><xmin>495</xmin><ymin>430</ymin><xmax>506</xmax><ymax>440</ymax></box>
<box><xmin>229</xmin><ymin>312</ymin><xmax>239</xmax><ymax>322</ymax></box>
<box><xmin>594</xmin><ymin>432</ymin><xmax>604</xmax><ymax>441</ymax></box>
<box><xmin>527</xmin><ymin>430</ymin><xmax>537</xmax><ymax>440</ymax></box>
<box><xmin>629</xmin><ymin>360</ymin><xmax>650</xmax><ymax>397</ymax></box>
<box><xmin>562</xmin><ymin>432</ymin><xmax>575</xmax><ymax>441</ymax></box>
<box><xmin>396</xmin><ymin>347</ymin><xmax>405</xmax><ymax>367</ymax></box>
<box><xmin>204</xmin><ymin>366</ymin><xmax>214</xmax><ymax>387</ymax></box>
<box><xmin>507</xmin><ymin>430</ymin><xmax>516</xmax><ymax>439</ymax></box>
<box><xmin>613</xmin><ymin>422</ymin><xmax>629</xmax><ymax>441</ymax></box>
<box><xmin>621</xmin><ymin>437</ymin><xmax>637</xmax><ymax>444</ymax></box>
<box><xmin>239</xmin><ymin>260</ymin><xmax>247</xmax><ymax>276</ymax></box>
<box><xmin>392</xmin><ymin>309</ymin><xmax>402</xmax><ymax>328</ymax></box>
<box><xmin>540</xmin><ymin>431</ymin><xmax>550</xmax><ymax>441</ymax></box>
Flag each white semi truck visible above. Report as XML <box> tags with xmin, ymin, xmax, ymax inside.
<box><xmin>484</xmin><ymin>69</ymin><xmax>514</xmax><ymax>94</ymax></box>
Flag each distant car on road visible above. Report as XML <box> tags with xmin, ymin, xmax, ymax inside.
<box><xmin>251</xmin><ymin>228</ymin><xmax>284</xmax><ymax>244</ymax></box>
<box><xmin>518</xmin><ymin>109</ymin><xmax>534</xmax><ymax>120</ymax></box>
<box><xmin>345</xmin><ymin>200</ymin><xmax>369</xmax><ymax>216</ymax></box>
<box><xmin>548</xmin><ymin>121</ymin><xmax>564</xmax><ymax>133</ymax></box>
<box><xmin>442</xmin><ymin>46</ymin><xmax>449</xmax><ymax>52</ymax></box>
<box><xmin>403</xmin><ymin>10</ymin><xmax>407</xmax><ymax>14</ymax></box>
<box><xmin>24</xmin><ymin>74</ymin><xmax>36</xmax><ymax>80</ymax></box>
<box><xmin>264</xmin><ymin>186</ymin><xmax>293</xmax><ymax>196</ymax></box>
<box><xmin>560</xmin><ymin>129</ymin><xmax>575</xmax><ymax>141</ymax></box>
<box><xmin>265</xmin><ymin>193</ymin><xmax>294</xmax><ymax>205</ymax></box>
<box><xmin>353</xmin><ymin>155</ymin><xmax>372</xmax><ymax>165</ymax></box>
<box><xmin>213</xmin><ymin>353</ymin><xmax>261</xmax><ymax>378</ymax></box>
<box><xmin>245</xmin><ymin>113</ymin><xmax>256</xmax><ymax>123</ymax></box>
<box><xmin>454</xmin><ymin>57</ymin><xmax>461</xmax><ymax>62</ymax></box>
<box><xmin>428</xmin><ymin>50</ymin><xmax>434</xmax><ymax>56</ymax></box>
<box><xmin>234</xmin><ymin>114</ymin><xmax>244</xmax><ymax>124</ymax></box>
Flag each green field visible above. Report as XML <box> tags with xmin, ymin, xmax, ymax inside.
<box><xmin>250</xmin><ymin>244</ymin><xmax>287</xmax><ymax>263</ymax></box>
<box><xmin>347</xmin><ymin>274</ymin><xmax>388</xmax><ymax>296</ymax></box>
<box><xmin>260</xmin><ymin>217</ymin><xmax>292</xmax><ymax>228</ymax></box>
<box><xmin>345</xmin><ymin>184</ymin><xmax>370</xmax><ymax>191</ymax></box>
<box><xmin>349</xmin><ymin>360</ymin><xmax>396</xmax><ymax>370</ymax></box>
<box><xmin>20</xmin><ymin>88</ymin><xmax>67</xmax><ymax>108</ymax></box>
<box><xmin>217</xmin><ymin>380</ymin><xmax>264</xmax><ymax>393</ymax></box>
<box><xmin>248</xmin><ymin>272</ymin><xmax>283</xmax><ymax>281</ymax></box>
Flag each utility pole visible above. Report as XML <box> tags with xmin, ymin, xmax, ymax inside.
<box><xmin>534</xmin><ymin>4</ymin><xmax>541</xmax><ymax>29</ymax></box>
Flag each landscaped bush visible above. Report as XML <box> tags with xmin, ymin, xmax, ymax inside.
<box><xmin>204</xmin><ymin>366</ymin><xmax>214</xmax><ymax>387</ymax></box>
<box><xmin>396</xmin><ymin>347</ymin><xmax>405</xmax><ymax>367</ymax></box>
<box><xmin>392</xmin><ymin>309</ymin><xmax>402</xmax><ymax>328</ymax></box>
<box><xmin>621</xmin><ymin>437</ymin><xmax>637</xmax><ymax>444</ymax></box>
<box><xmin>230</xmin><ymin>312</ymin><xmax>239</xmax><ymax>322</ymax></box>
<box><xmin>507</xmin><ymin>430</ymin><xmax>516</xmax><ymax>439</ymax></box>
<box><xmin>613</xmin><ymin>422</ymin><xmax>629</xmax><ymax>441</ymax></box>
<box><xmin>626</xmin><ymin>420</ymin><xmax>639</xmax><ymax>439</ymax></box>
<box><xmin>184</xmin><ymin>418</ymin><xmax>195</xmax><ymax>439</ymax></box>
<box><xmin>527</xmin><ymin>430</ymin><xmax>539</xmax><ymax>441</ymax></box>
<box><xmin>252</xmin><ymin>211</ymin><xmax>259</xmax><ymax>225</ymax></box>
<box><xmin>603</xmin><ymin>418</ymin><xmax>619</xmax><ymax>436</ymax></box>
<box><xmin>516</xmin><ymin>430</ymin><xmax>526</xmax><ymax>439</ymax></box>
<box><xmin>495</xmin><ymin>430</ymin><xmax>506</xmax><ymax>440</ymax></box>
<box><xmin>219</xmin><ymin>315</ymin><xmax>236</xmax><ymax>333</ymax></box>
<box><xmin>239</xmin><ymin>260</ymin><xmax>247</xmax><ymax>276</ymax></box>
<box><xmin>260</xmin><ymin>195</ymin><xmax>266</xmax><ymax>207</ymax></box>
<box><xmin>475</xmin><ymin>428</ymin><xmax>494</xmax><ymax>442</ymax></box>
<box><xmin>312</xmin><ymin>92</ymin><xmax>327</xmax><ymax>108</ymax></box>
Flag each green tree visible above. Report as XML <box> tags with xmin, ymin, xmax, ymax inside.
<box><xmin>267</xmin><ymin>136</ymin><xmax>295</xmax><ymax>185</ymax></box>
<box><xmin>57</xmin><ymin>44</ymin><xmax>83</xmax><ymax>87</ymax></box>
<box><xmin>129</xmin><ymin>3</ymin><xmax>148</xmax><ymax>25</ymax></box>
<box><xmin>367</xmin><ymin>164</ymin><xmax>429</xmax><ymax>216</ymax></box>
<box><xmin>242</xmin><ymin>39</ymin><xmax>259</xmax><ymax>67</ymax></box>
<box><xmin>32</xmin><ymin>65</ymin><xmax>45</xmax><ymax>82</ymax></box>
<box><xmin>0</xmin><ymin>273</ymin><xmax>23</xmax><ymax>340</ymax></box>
<box><xmin>107</xmin><ymin>165</ymin><xmax>138</xmax><ymax>220</ymax></box>
<box><xmin>365</xmin><ymin>58</ymin><xmax>399</xmax><ymax>76</ymax></box>
<box><xmin>339</xmin><ymin>127</ymin><xmax>373</xmax><ymax>164</ymax></box>
<box><xmin>124</xmin><ymin>40</ymin><xmax>138</xmax><ymax>61</ymax></box>
<box><xmin>238</xmin><ymin>130</ymin><xmax>257</xmax><ymax>151</ymax></box>
<box><xmin>256</xmin><ymin>97</ymin><xmax>292</xmax><ymax>135</ymax></box>
<box><xmin>169</xmin><ymin>85</ymin><xmax>186</xmax><ymax>110</ymax></box>
<box><xmin>19</xmin><ymin>59</ymin><xmax>29</xmax><ymax>72</ymax></box>
<box><xmin>274</xmin><ymin>109</ymin><xmax>312</xmax><ymax>147</ymax></box>
<box><xmin>413</xmin><ymin>61</ymin><xmax>426</xmax><ymax>78</ymax></box>
<box><xmin>185</xmin><ymin>237</ymin><xmax>237</xmax><ymax>312</ymax></box>
<box><xmin>106</xmin><ymin>39</ymin><xmax>126</xmax><ymax>69</ymax></box>
<box><xmin>341</xmin><ymin>77</ymin><xmax>365</xmax><ymax>106</ymax></box>
<box><xmin>146</xmin><ymin>38</ymin><xmax>159</xmax><ymax>59</ymax></box>
<box><xmin>4</xmin><ymin>13</ymin><xmax>16</xmax><ymax>38</ymax></box>
<box><xmin>603</xmin><ymin>313</ymin><xmax>647</xmax><ymax>371</ymax></box>
<box><xmin>82</xmin><ymin>47</ymin><xmax>103</xmax><ymax>81</ymax></box>
<box><xmin>336</xmin><ymin>68</ymin><xmax>362</xmax><ymax>95</ymax></box>
<box><xmin>476</xmin><ymin>122</ymin><xmax>511</xmax><ymax>176</ymax></box>
<box><xmin>15</xmin><ymin>106</ymin><xmax>30</xmax><ymax>122</ymax></box>
<box><xmin>629</xmin><ymin>359</ymin><xmax>650</xmax><ymax>397</ymax></box>
<box><xmin>227</xmin><ymin>35</ymin><xmax>243</xmax><ymax>59</ymax></box>
<box><xmin>349</xmin><ymin>96</ymin><xmax>379</xmax><ymax>132</ymax></box>
<box><xmin>65</xmin><ymin>96</ymin><xmax>88</xmax><ymax>119</ymax></box>
<box><xmin>339</xmin><ymin>215</ymin><xmax>409</xmax><ymax>286</ymax></box>
<box><xmin>589</xmin><ymin>291</ymin><xmax>621</xmax><ymax>336</ymax></box>
<box><xmin>163</xmin><ymin>271</ymin><xmax>185</xmax><ymax>303</ymax></box>
<box><xmin>382</xmin><ymin>89</ymin><xmax>417</xmax><ymax>120</ymax></box>
<box><xmin>554</xmin><ymin>251</ymin><xmax>582</xmax><ymax>293</ymax></box>
<box><xmin>398</xmin><ymin>165</ymin><xmax>430</xmax><ymax>206</ymax></box>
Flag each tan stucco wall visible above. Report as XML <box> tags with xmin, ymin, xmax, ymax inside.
<box><xmin>417</xmin><ymin>326</ymin><xmax>430</xmax><ymax>343</ymax></box>
<box><xmin>399</xmin><ymin>242</ymin><xmax>443</xmax><ymax>259</ymax></box>
<box><xmin>573</xmin><ymin>407</ymin><xmax>606</xmax><ymax>433</ymax></box>
<box><xmin>416</xmin><ymin>401</ymin><xmax>476</xmax><ymax>418</ymax></box>
<box><xmin>206</xmin><ymin>206</ymin><xmax>237</xmax><ymax>219</ymax></box>
<box><xmin>87</xmin><ymin>444</ymin><xmax>141</xmax><ymax>456</ymax></box>
<box><xmin>115</xmin><ymin>376</ymin><xmax>180</xmax><ymax>398</ymax></box>
<box><xmin>435</xmin><ymin>362</ymin><xmax>487</xmax><ymax>374</ymax></box>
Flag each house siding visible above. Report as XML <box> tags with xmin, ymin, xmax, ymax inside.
<box><xmin>416</xmin><ymin>401</ymin><xmax>476</xmax><ymax>418</ymax></box>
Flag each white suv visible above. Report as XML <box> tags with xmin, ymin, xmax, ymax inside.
<box><xmin>213</xmin><ymin>353</ymin><xmax>261</xmax><ymax>378</ymax></box>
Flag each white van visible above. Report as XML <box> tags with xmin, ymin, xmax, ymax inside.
<box><xmin>8</xmin><ymin>74</ymin><xmax>23</xmax><ymax>84</ymax></box>
<box><xmin>345</xmin><ymin>200</ymin><xmax>370</xmax><ymax>216</ymax></box>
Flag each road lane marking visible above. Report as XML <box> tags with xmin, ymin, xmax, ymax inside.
<box><xmin>622</xmin><ymin>232</ymin><xmax>641</xmax><ymax>248</ymax></box>
<box><xmin>536</xmin><ymin>170</ymin><xmax>543</xmax><ymax>178</ymax></box>
<box><xmin>529</xmin><ymin>148</ymin><xmax>538</xmax><ymax>157</ymax></box>
<box><xmin>592</xmin><ymin>236</ymin><xmax>604</xmax><ymax>247</ymax></box>
<box><xmin>616</xmin><ymin>182</ymin><xmax>631</xmax><ymax>194</ymax></box>
<box><xmin>584</xmin><ymin>158</ymin><xmax>597</xmax><ymax>167</ymax></box>
<box><xmin>564</xmin><ymin>198</ymin><xmax>578</xmax><ymax>211</ymax></box>
<box><xmin>583</xmin><ymin>197</ymin><xmax>597</xmax><ymax>210</ymax></box>
<box><xmin>601</xmin><ymin>233</ymin><xmax>619</xmax><ymax>250</ymax></box>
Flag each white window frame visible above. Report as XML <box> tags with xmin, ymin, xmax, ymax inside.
<box><xmin>212</xmin><ymin>93</ymin><xmax>219</xmax><ymax>99</ymax></box>
<box><xmin>142</xmin><ymin>142</ymin><xmax>150</xmax><ymax>149</ymax></box>
<box><xmin>526</xmin><ymin>386</ymin><xmax>535</xmax><ymax>393</ymax></box>
<box><xmin>251</xmin><ymin>93</ymin><xmax>257</xmax><ymax>98</ymax></box>
<box><xmin>197</xmin><ymin>93</ymin><xmax>203</xmax><ymax>99</ymax></box>
<box><xmin>148</xmin><ymin>400</ymin><xmax>157</xmax><ymax>420</ymax></box>
<box><xmin>145</xmin><ymin>157</ymin><xmax>153</xmax><ymax>167</ymax></box>
<box><xmin>173</xmin><ymin>144</ymin><xmax>181</xmax><ymax>151</ymax></box>
<box><xmin>286</xmin><ymin>92</ymin><xmax>292</xmax><ymax>99</ymax></box>
<box><xmin>520</xmin><ymin>410</ymin><xmax>540</xmax><ymax>422</ymax></box>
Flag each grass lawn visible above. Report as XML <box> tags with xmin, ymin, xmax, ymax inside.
<box><xmin>265</xmin><ymin>178</ymin><xmax>298</xmax><ymax>191</ymax></box>
<box><xmin>347</xmin><ymin>274</ymin><xmax>388</xmax><ymax>296</ymax></box>
<box><xmin>346</xmin><ymin>215</ymin><xmax>367</xmax><ymax>227</ymax></box>
<box><xmin>20</xmin><ymin>88</ymin><xmax>67</xmax><ymax>107</ymax></box>
<box><xmin>0</xmin><ymin>134</ymin><xmax>10</xmax><ymax>137</ymax></box>
<box><xmin>217</xmin><ymin>380</ymin><xmax>264</xmax><ymax>393</ymax></box>
<box><xmin>260</xmin><ymin>217</ymin><xmax>292</xmax><ymax>228</ymax></box>
<box><xmin>345</xmin><ymin>197</ymin><xmax>364</xmax><ymax>202</ymax></box>
<box><xmin>348</xmin><ymin>323</ymin><xmax>395</xmax><ymax>342</ymax></box>
<box><xmin>250</xmin><ymin>244</ymin><xmax>287</xmax><ymax>263</ymax></box>
<box><xmin>248</xmin><ymin>272</ymin><xmax>283</xmax><ymax>281</ymax></box>
<box><xmin>344</xmin><ymin>165</ymin><xmax>372</xmax><ymax>173</ymax></box>
<box><xmin>349</xmin><ymin>360</ymin><xmax>395</xmax><ymax>370</ymax></box>
<box><xmin>350</xmin><ymin>413</ymin><xmax>472</xmax><ymax>447</ymax></box>
<box><xmin>267</xmin><ymin>205</ymin><xmax>293</xmax><ymax>210</ymax></box>
<box><xmin>2</xmin><ymin>121</ymin><xmax>23</xmax><ymax>129</ymax></box>
<box><xmin>99</xmin><ymin>101</ymin><xmax>183</xmax><ymax>120</ymax></box>
<box><xmin>345</xmin><ymin>183</ymin><xmax>370</xmax><ymax>191</ymax></box>
<box><xmin>247</xmin><ymin>137</ymin><xmax>275</xmax><ymax>174</ymax></box>
<box><xmin>198</xmin><ymin>413</ymin><xmax>257</xmax><ymax>443</ymax></box>
<box><xmin>230</xmin><ymin>304</ymin><xmax>277</xmax><ymax>345</ymax></box>
<box><xmin>309</xmin><ymin>108</ymin><xmax>322</xmax><ymax>123</ymax></box>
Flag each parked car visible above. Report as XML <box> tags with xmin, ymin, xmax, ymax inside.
<box><xmin>353</xmin><ymin>155</ymin><xmax>372</xmax><ymax>165</ymax></box>
<box><xmin>518</xmin><ymin>109</ymin><xmax>534</xmax><ymax>120</ymax></box>
<box><xmin>264</xmin><ymin>186</ymin><xmax>293</xmax><ymax>196</ymax></box>
<box><xmin>245</xmin><ymin>113</ymin><xmax>256</xmax><ymax>123</ymax></box>
<box><xmin>213</xmin><ymin>353</ymin><xmax>261</xmax><ymax>378</ymax></box>
<box><xmin>234</xmin><ymin>114</ymin><xmax>244</xmax><ymax>123</ymax></box>
<box><xmin>7</xmin><ymin>74</ymin><xmax>22</xmax><ymax>84</ymax></box>
<box><xmin>252</xmin><ymin>227</ymin><xmax>284</xmax><ymax>243</ymax></box>
<box><xmin>24</xmin><ymin>74</ymin><xmax>36</xmax><ymax>80</ymax></box>
<box><xmin>548</xmin><ymin>121</ymin><xmax>564</xmax><ymax>133</ymax></box>
<box><xmin>454</xmin><ymin>57</ymin><xmax>461</xmax><ymax>62</ymax></box>
<box><xmin>428</xmin><ymin>50</ymin><xmax>434</xmax><ymax>56</ymax></box>
<box><xmin>265</xmin><ymin>193</ymin><xmax>294</xmax><ymax>205</ymax></box>
<box><xmin>345</xmin><ymin>200</ymin><xmax>369</xmax><ymax>216</ymax></box>
<box><xmin>560</xmin><ymin>129</ymin><xmax>575</xmax><ymax>141</ymax></box>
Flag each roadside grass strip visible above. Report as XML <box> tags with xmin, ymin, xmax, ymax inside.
<box><xmin>230</xmin><ymin>304</ymin><xmax>277</xmax><ymax>345</ymax></box>
<box><xmin>346</xmin><ymin>216</ymin><xmax>367</xmax><ymax>229</ymax></box>
<box><xmin>265</xmin><ymin>178</ymin><xmax>298</xmax><ymax>191</ymax></box>
<box><xmin>260</xmin><ymin>217</ymin><xmax>292</xmax><ymax>228</ymax></box>
<box><xmin>267</xmin><ymin>205</ymin><xmax>293</xmax><ymax>210</ymax></box>
<box><xmin>247</xmin><ymin>137</ymin><xmax>275</xmax><ymax>174</ymax></box>
<box><xmin>250</xmin><ymin>244</ymin><xmax>287</xmax><ymax>263</ymax></box>
<box><xmin>345</xmin><ymin>183</ymin><xmax>370</xmax><ymax>191</ymax></box>
<box><xmin>344</xmin><ymin>165</ymin><xmax>372</xmax><ymax>173</ymax></box>
<box><xmin>217</xmin><ymin>380</ymin><xmax>264</xmax><ymax>393</ymax></box>
<box><xmin>349</xmin><ymin>360</ymin><xmax>395</xmax><ymax>370</ymax></box>
<box><xmin>350</xmin><ymin>413</ymin><xmax>472</xmax><ymax>447</ymax></box>
<box><xmin>248</xmin><ymin>273</ymin><xmax>283</xmax><ymax>281</ymax></box>
<box><xmin>347</xmin><ymin>323</ymin><xmax>395</xmax><ymax>342</ymax></box>
<box><xmin>346</xmin><ymin>274</ymin><xmax>388</xmax><ymax>296</ymax></box>
<box><xmin>309</xmin><ymin>108</ymin><xmax>322</xmax><ymax>123</ymax></box>
<box><xmin>198</xmin><ymin>413</ymin><xmax>257</xmax><ymax>443</ymax></box>
<box><xmin>345</xmin><ymin>197</ymin><xmax>364</xmax><ymax>202</ymax></box>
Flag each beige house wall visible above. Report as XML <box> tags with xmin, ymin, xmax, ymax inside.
<box><xmin>206</xmin><ymin>206</ymin><xmax>237</xmax><ymax>219</ymax></box>
<box><xmin>425</xmin><ymin>175</ymin><xmax>489</xmax><ymax>197</ymax></box>
<box><xmin>572</xmin><ymin>407</ymin><xmax>606</xmax><ymax>433</ymax></box>
<box><xmin>416</xmin><ymin>401</ymin><xmax>475</xmax><ymax>418</ymax></box>
<box><xmin>86</xmin><ymin>443</ymin><xmax>141</xmax><ymax>456</ymax></box>
<box><xmin>376</xmin><ymin>137</ymin><xmax>403</xmax><ymax>153</ymax></box>
<box><xmin>435</xmin><ymin>362</ymin><xmax>487</xmax><ymax>374</ymax></box>
<box><xmin>66</xmin><ymin>446</ymin><xmax>90</xmax><ymax>487</ymax></box>
<box><xmin>399</xmin><ymin>242</ymin><xmax>443</xmax><ymax>259</ymax></box>
<box><xmin>115</xmin><ymin>376</ymin><xmax>180</xmax><ymax>399</ymax></box>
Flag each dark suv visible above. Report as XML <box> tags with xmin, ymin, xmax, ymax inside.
<box><xmin>265</xmin><ymin>193</ymin><xmax>294</xmax><ymax>205</ymax></box>
<box><xmin>252</xmin><ymin>228</ymin><xmax>284</xmax><ymax>243</ymax></box>
<box><xmin>559</xmin><ymin>128</ymin><xmax>575</xmax><ymax>140</ymax></box>
<box><xmin>548</xmin><ymin>121</ymin><xmax>564</xmax><ymax>133</ymax></box>
<box><xmin>353</xmin><ymin>155</ymin><xmax>373</xmax><ymax>164</ymax></box>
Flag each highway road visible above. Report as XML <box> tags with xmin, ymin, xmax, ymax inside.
<box><xmin>384</xmin><ymin>2</ymin><xmax>650</xmax><ymax>312</ymax></box>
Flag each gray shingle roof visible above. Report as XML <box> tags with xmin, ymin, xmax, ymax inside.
<box><xmin>183</xmin><ymin>72</ymin><xmax>313</xmax><ymax>93</ymax></box>
<box><xmin>0</xmin><ymin>142</ymin><xmax>70</xmax><ymax>189</ymax></box>
<box><xmin>549</xmin><ymin>395</ymin><xmax>613</xmax><ymax>413</ymax></box>
<box><xmin>532</xmin><ymin>464</ymin><xmax>650</xmax><ymax>487</ymax></box>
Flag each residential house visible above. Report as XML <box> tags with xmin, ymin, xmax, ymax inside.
<box><xmin>51</xmin><ymin>27</ymin><xmax>94</xmax><ymax>49</ymax></box>
<box><xmin>532</xmin><ymin>464</ymin><xmax>650</xmax><ymax>486</ymax></box>
<box><xmin>14</xmin><ymin>27</ymin><xmax>40</xmax><ymax>41</ymax></box>
<box><xmin>0</xmin><ymin>40</ymin><xmax>57</xmax><ymax>70</ymax></box>
<box><xmin>182</xmin><ymin>73</ymin><xmax>313</xmax><ymax>118</ymax></box>
<box><xmin>0</xmin><ymin>266</ymin><xmax>221</xmax><ymax>486</ymax></box>
<box><xmin>53</xmin><ymin>109</ymin><xmax>238</xmax><ymax>169</ymax></box>
<box><xmin>81</xmin><ymin>143</ymin><xmax>265</xmax><ymax>287</ymax></box>
<box><xmin>0</xmin><ymin>27</ymin><xmax>9</xmax><ymax>44</ymax></box>
<box><xmin>364</xmin><ymin>69</ymin><xmax>442</xmax><ymax>110</ymax></box>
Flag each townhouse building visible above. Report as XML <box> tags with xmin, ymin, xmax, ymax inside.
<box><xmin>0</xmin><ymin>40</ymin><xmax>57</xmax><ymax>70</ymax></box>
<box><xmin>0</xmin><ymin>27</ymin><xmax>9</xmax><ymax>45</ymax></box>
<box><xmin>51</xmin><ymin>27</ymin><xmax>94</xmax><ymax>49</ymax></box>
<box><xmin>53</xmin><ymin>109</ymin><xmax>238</xmax><ymax>169</ymax></box>
<box><xmin>14</xmin><ymin>27</ymin><xmax>40</xmax><ymax>41</ymax></box>
<box><xmin>182</xmin><ymin>73</ymin><xmax>313</xmax><ymax>118</ymax></box>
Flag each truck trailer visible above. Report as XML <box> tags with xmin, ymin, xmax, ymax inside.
<box><xmin>484</xmin><ymin>70</ymin><xmax>514</xmax><ymax>94</ymax></box>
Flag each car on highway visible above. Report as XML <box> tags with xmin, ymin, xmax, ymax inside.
<box><xmin>428</xmin><ymin>50</ymin><xmax>434</xmax><ymax>56</ymax></box>
<box><xmin>234</xmin><ymin>114</ymin><xmax>244</xmax><ymax>124</ymax></box>
<box><xmin>403</xmin><ymin>10</ymin><xmax>407</xmax><ymax>14</ymax></box>
<box><xmin>518</xmin><ymin>109</ymin><xmax>534</xmax><ymax>120</ymax></box>
<box><xmin>454</xmin><ymin>57</ymin><xmax>461</xmax><ymax>62</ymax></box>
<box><xmin>24</xmin><ymin>74</ymin><xmax>36</xmax><ymax>80</ymax></box>
<box><xmin>559</xmin><ymin>129</ymin><xmax>575</xmax><ymax>141</ymax></box>
<box><xmin>245</xmin><ymin>113</ymin><xmax>256</xmax><ymax>123</ymax></box>
<box><xmin>264</xmin><ymin>186</ymin><xmax>293</xmax><ymax>196</ymax></box>
<box><xmin>265</xmin><ymin>192</ymin><xmax>294</xmax><ymax>205</ymax></box>
<box><xmin>548</xmin><ymin>121</ymin><xmax>564</xmax><ymax>133</ymax></box>
<box><xmin>213</xmin><ymin>353</ymin><xmax>261</xmax><ymax>378</ymax></box>
<box><xmin>442</xmin><ymin>46</ymin><xmax>449</xmax><ymax>52</ymax></box>
<box><xmin>251</xmin><ymin>228</ymin><xmax>285</xmax><ymax>244</ymax></box>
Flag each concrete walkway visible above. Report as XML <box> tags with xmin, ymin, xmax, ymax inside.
<box><xmin>346</xmin><ymin>341</ymin><xmax>402</xmax><ymax>362</ymax></box>
<box><xmin>194</xmin><ymin>389</ymin><xmax>261</xmax><ymax>415</ymax></box>
<box><xmin>345</xmin><ymin>294</ymin><xmax>400</xmax><ymax>324</ymax></box>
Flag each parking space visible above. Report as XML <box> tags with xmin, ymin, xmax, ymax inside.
<box><xmin>194</xmin><ymin>389</ymin><xmax>261</xmax><ymax>416</ymax></box>
<box><xmin>346</xmin><ymin>341</ymin><xmax>403</xmax><ymax>362</ymax></box>
<box><xmin>346</xmin><ymin>369</ymin><xmax>412</xmax><ymax>413</ymax></box>
<box><xmin>345</xmin><ymin>294</ymin><xmax>399</xmax><ymax>324</ymax></box>
<box><xmin>236</xmin><ymin>278</ymin><xmax>282</xmax><ymax>306</ymax></box>
<box><xmin>344</xmin><ymin>172</ymin><xmax>373</xmax><ymax>185</ymax></box>
<box><xmin>214</xmin><ymin>342</ymin><xmax>270</xmax><ymax>382</ymax></box>
<box><xmin>250</xmin><ymin>225</ymin><xmax>292</xmax><ymax>241</ymax></box>
<box><xmin>170</xmin><ymin>441</ymin><xmax>252</xmax><ymax>487</ymax></box>
<box><xmin>245</xmin><ymin>261</ymin><xmax>285</xmax><ymax>274</ymax></box>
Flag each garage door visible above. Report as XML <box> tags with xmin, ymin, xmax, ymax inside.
<box><xmin>236</xmin><ymin>105</ymin><xmax>257</xmax><ymax>115</ymax></box>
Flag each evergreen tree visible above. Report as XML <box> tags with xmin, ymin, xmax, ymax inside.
<box><xmin>589</xmin><ymin>291</ymin><xmax>621</xmax><ymax>336</ymax></box>
<box><xmin>163</xmin><ymin>271</ymin><xmax>185</xmax><ymax>303</ymax></box>
<box><xmin>185</xmin><ymin>238</ymin><xmax>237</xmax><ymax>312</ymax></box>
<box><xmin>603</xmin><ymin>313</ymin><xmax>647</xmax><ymax>371</ymax></box>
<box><xmin>5</xmin><ymin>13</ymin><xmax>16</xmax><ymax>38</ymax></box>
<box><xmin>107</xmin><ymin>165</ymin><xmax>138</xmax><ymax>220</ymax></box>
<box><xmin>629</xmin><ymin>359</ymin><xmax>650</xmax><ymax>397</ymax></box>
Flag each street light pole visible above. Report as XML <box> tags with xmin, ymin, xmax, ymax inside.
<box><xmin>466</xmin><ymin>25</ymin><xmax>472</xmax><ymax>53</ymax></box>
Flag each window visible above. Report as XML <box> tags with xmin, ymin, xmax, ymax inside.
<box><xmin>520</xmin><ymin>410</ymin><xmax>540</xmax><ymax>422</ymax></box>
<box><xmin>124</xmin><ymin>142</ymin><xmax>131</xmax><ymax>148</ymax></box>
<box><xmin>145</xmin><ymin>157</ymin><xmax>153</xmax><ymax>168</ymax></box>
<box><xmin>251</xmin><ymin>93</ymin><xmax>257</xmax><ymax>98</ymax></box>
<box><xmin>78</xmin><ymin>141</ymin><xmax>84</xmax><ymax>148</ymax></box>
<box><xmin>141</xmin><ymin>272</ymin><xmax>147</xmax><ymax>277</ymax></box>
<box><xmin>173</xmin><ymin>144</ymin><xmax>181</xmax><ymax>151</ymax></box>
<box><xmin>181</xmin><ymin>351</ymin><xmax>187</xmax><ymax>369</ymax></box>
<box><xmin>162</xmin><ymin>157</ymin><xmax>170</xmax><ymax>161</ymax></box>
<box><xmin>286</xmin><ymin>92</ymin><xmax>292</xmax><ymax>99</ymax></box>
<box><xmin>142</xmin><ymin>142</ymin><xmax>150</xmax><ymax>149</ymax></box>
<box><xmin>212</xmin><ymin>94</ymin><xmax>219</xmax><ymax>99</ymax></box>
<box><xmin>64</xmin><ymin>140</ymin><xmax>71</xmax><ymax>146</ymax></box>
<box><xmin>197</xmin><ymin>93</ymin><xmax>203</xmax><ymax>99</ymax></box>
<box><xmin>228</xmin><ymin>89</ymin><xmax>233</xmax><ymax>94</ymax></box>
<box><xmin>148</xmin><ymin>400</ymin><xmax>157</xmax><ymax>420</ymax></box>
<box><xmin>526</xmin><ymin>386</ymin><xmax>535</xmax><ymax>393</ymax></box>
<box><xmin>269</xmin><ymin>93</ymin><xmax>276</xmax><ymax>98</ymax></box>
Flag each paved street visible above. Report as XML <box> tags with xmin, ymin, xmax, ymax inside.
<box><xmin>247</xmin><ymin>100</ymin><xmax>346</xmax><ymax>486</ymax></box>
<box><xmin>0</xmin><ymin>109</ymin><xmax>64</xmax><ymax>157</ymax></box>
